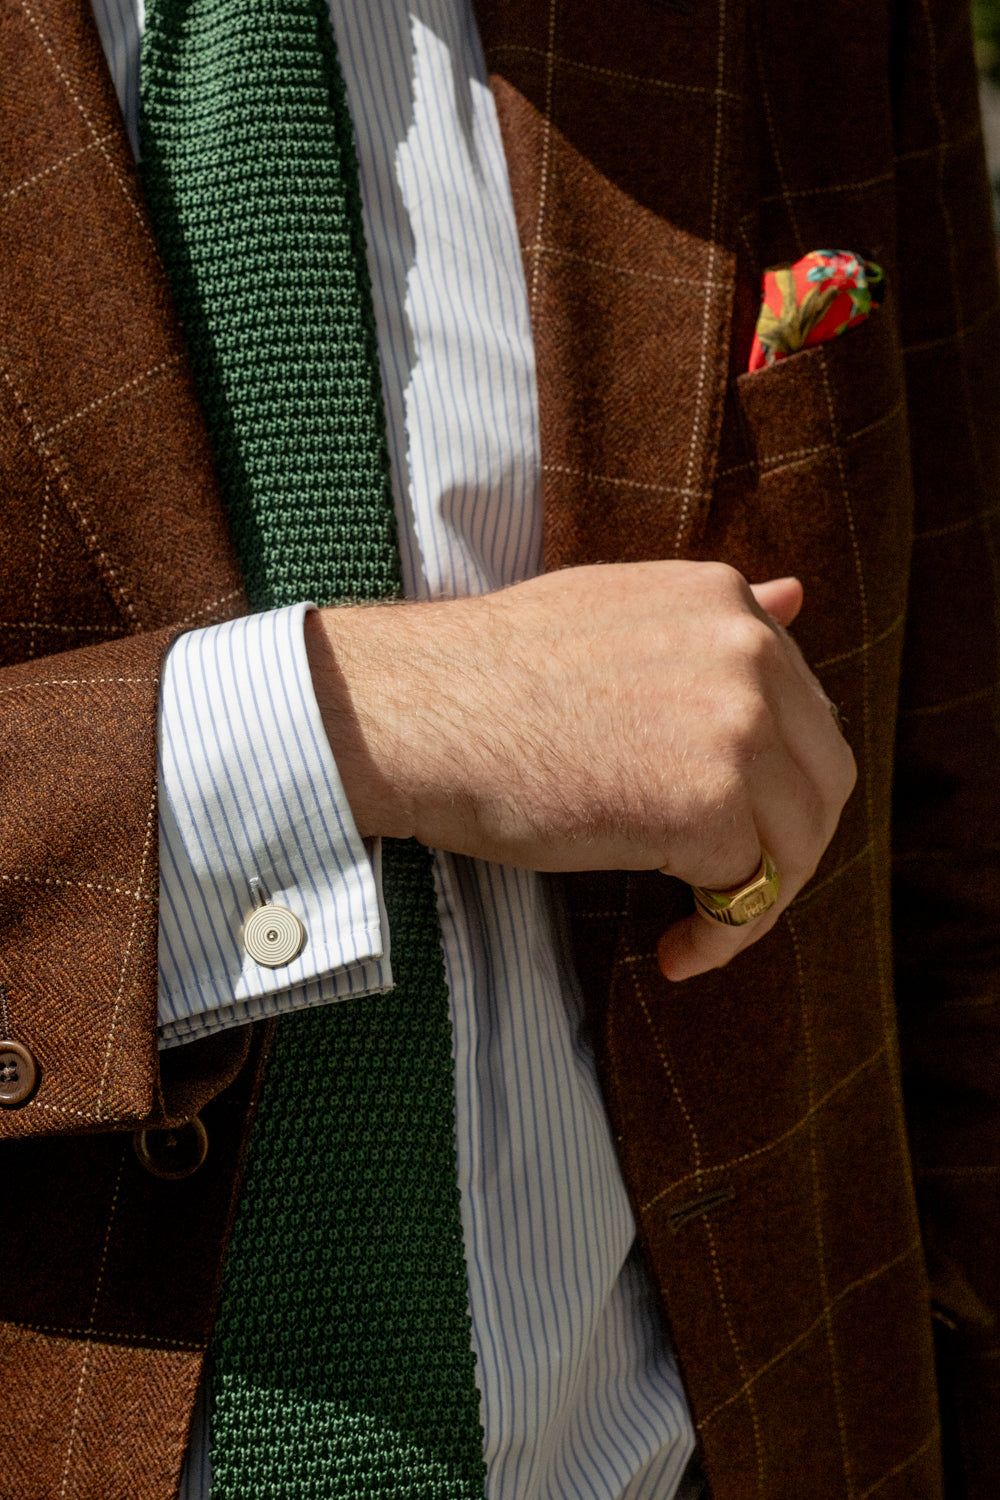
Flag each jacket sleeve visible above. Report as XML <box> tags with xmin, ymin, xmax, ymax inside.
<box><xmin>0</xmin><ymin>0</ymin><xmax>255</xmax><ymax>1140</ymax></box>
<box><xmin>1</xmin><ymin>627</ymin><xmax>177</xmax><ymax>1139</ymax></box>
<box><xmin>890</xmin><ymin>0</ymin><xmax>1000</xmax><ymax>1490</ymax></box>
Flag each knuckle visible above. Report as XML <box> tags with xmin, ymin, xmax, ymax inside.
<box><xmin>721</xmin><ymin>612</ymin><xmax>782</xmax><ymax>690</ymax></box>
<box><xmin>739</xmin><ymin>613</ymin><xmax>781</xmax><ymax>668</ymax></box>
<box><xmin>719</xmin><ymin>682</ymin><xmax>774</xmax><ymax>764</ymax></box>
<box><xmin>678</xmin><ymin>806</ymin><xmax>760</xmax><ymax>890</ymax></box>
<box><xmin>703</xmin><ymin>560</ymin><xmax>749</xmax><ymax>600</ymax></box>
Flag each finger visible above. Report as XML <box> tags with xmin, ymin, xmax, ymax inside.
<box><xmin>750</xmin><ymin>575</ymin><xmax>803</xmax><ymax>628</ymax></box>
<box><xmin>738</xmin><ymin>605</ymin><xmax>857</xmax><ymax>839</ymax></box>
<box><xmin>762</xmin><ymin>631</ymin><xmax>857</xmax><ymax>831</ymax></box>
<box><xmin>657</xmin><ymin>825</ymin><xmax>773</xmax><ymax>980</ymax></box>
<box><xmin>657</xmin><ymin>751</ymin><xmax>829</xmax><ymax>981</ymax></box>
<box><xmin>657</xmin><ymin>804</ymin><xmax>765</xmax><ymax>894</ymax></box>
<box><xmin>655</xmin><ymin>579</ymin><xmax>854</xmax><ymax>984</ymax></box>
<box><xmin>754</xmin><ymin>593</ymin><xmax>850</xmax><ymax>762</ymax></box>
<box><xmin>657</xmin><ymin>903</ymin><xmax>781</xmax><ymax>982</ymax></box>
<box><xmin>748</xmin><ymin>581</ymin><xmax>846</xmax><ymax>748</ymax></box>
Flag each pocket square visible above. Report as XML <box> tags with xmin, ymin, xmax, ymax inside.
<box><xmin>748</xmin><ymin>248</ymin><xmax>884</xmax><ymax>372</ymax></box>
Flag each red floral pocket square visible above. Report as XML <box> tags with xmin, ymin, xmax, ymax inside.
<box><xmin>748</xmin><ymin>248</ymin><xmax>885</xmax><ymax>372</ymax></box>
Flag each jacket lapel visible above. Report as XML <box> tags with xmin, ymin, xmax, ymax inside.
<box><xmin>0</xmin><ymin>0</ymin><xmax>244</xmax><ymax>638</ymax></box>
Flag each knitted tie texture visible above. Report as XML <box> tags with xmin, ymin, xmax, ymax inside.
<box><xmin>140</xmin><ymin>3</ymin><xmax>486</xmax><ymax>1495</ymax></box>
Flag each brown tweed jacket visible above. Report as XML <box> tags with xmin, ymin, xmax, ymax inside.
<box><xmin>1</xmin><ymin>0</ymin><xmax>998</xmax><ymax>1495</ymax></box>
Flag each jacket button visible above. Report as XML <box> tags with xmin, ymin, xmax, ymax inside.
<box><xmin>0</xmin><ymin>1040</ymin><xmax>39</xmax><ymax>1106</ymax></box>
<box><xmin>134</xmin><ymin>1116</ymin><xmax>209</xmax><ymax>1179</ymax></box>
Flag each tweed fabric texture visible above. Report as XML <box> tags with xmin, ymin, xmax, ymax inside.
<box><xmin>478</xmin><ymin>1</ymin><xmax>1000</xmax><ymax>1496</ymax></box>
<box><xmin>1</xmin><ymin>0</ymin><xmax>999</xmax><ymax>1495</ymax></box>
<box><xmin>0</xmin><ymin>0</ymin><xmax>257</xmax><ymax>1483</ymax></box>
<box><xmin>140</xmin><ymin>1</ymin><xmax>486</xmax><ymax>1493</ymax></box>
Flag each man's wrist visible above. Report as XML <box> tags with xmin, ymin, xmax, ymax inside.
<box><xmin>303</xmin><ymin>603</ymin><xmax>418</xmax><ymax>841</ymax></box>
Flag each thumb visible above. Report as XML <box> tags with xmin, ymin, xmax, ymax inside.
<box><xmin>750</xmin><ymin>575</ymin><xmax>803</xmax><ymax>628</ymax></box>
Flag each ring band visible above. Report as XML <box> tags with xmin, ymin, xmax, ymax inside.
<box><xmin>690</xmin><ymin>851</ymin><xmax>780</xmax><ymax>926</ymax></box>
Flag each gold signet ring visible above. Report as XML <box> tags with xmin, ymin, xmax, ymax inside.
<box><xmin>690</xmin><ymin>851</ymin><xmax>780</xmax><ymax>926</ymax></box>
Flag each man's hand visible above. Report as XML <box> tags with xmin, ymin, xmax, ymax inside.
<box><xmin>305</xmin><ymin>561</ymin><xmax>856</xmax><ymax>981</ymax></box>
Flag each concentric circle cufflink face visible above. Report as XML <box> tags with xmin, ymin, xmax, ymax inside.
<box><xmin>242</xmin><ymin>903</ymin><xmax>306</xmax><ymax>967</ymax></box>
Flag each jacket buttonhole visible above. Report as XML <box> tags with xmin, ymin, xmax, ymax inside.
<box><xmin>667</xmin><ymin>1184</ymin><xmax>735</xmax><ymax>1232</ymax></box>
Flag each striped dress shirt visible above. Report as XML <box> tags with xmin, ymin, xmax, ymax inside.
<box><xmin>90</xmin><ymin>0</ymin><xmax>697</xmax><ymax>1494</ymax></box>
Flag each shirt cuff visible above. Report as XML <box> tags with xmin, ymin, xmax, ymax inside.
<box><xmin>157</xmin><ymin>603</ymin><xmax>392</xmax><ymax>1049</ymax></box>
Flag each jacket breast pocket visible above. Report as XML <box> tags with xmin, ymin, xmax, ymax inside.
<box><xmin>706</xmin><ymin>304</ymin><xmax>912</xmax><ymax>670</ymax></box>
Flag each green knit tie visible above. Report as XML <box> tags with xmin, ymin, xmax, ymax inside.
<box><xmin>140</xmin><ymin>3</ymin><xmax>486</xmax><ymax>1495</ymax></box>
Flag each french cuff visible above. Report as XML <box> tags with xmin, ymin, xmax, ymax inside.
<box><xmin>157</xmin><ymin>604</ymin><xmax>393</xmax><ymax>1050</ymax></box>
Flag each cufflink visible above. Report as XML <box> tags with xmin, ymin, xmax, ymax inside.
<box><xmin>242</xmin><ymin>878</ymin><xmax>306</xmax><ymax>967</ymax></box>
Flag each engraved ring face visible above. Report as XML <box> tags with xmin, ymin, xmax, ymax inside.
<box><xmin>242</xmin><ymin>903</ymin><xmax>306</xmax><ymax>967</ymax></box>
<box><xmin>690</xmin><ymin>852</ymin><xmax>780</xmax><ymax>927</ymax></box>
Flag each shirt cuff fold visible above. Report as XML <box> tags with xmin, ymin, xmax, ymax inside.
<box><xmin>157</xmin><ymin>603</ymin><xmax>392</xmax><ymax>1049</ymax></box>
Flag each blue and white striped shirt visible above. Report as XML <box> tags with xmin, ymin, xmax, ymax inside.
<box><xmin>91</xmin><ymin>0</ymin><xmax>696</xmax><ymax>1493</ymax></box>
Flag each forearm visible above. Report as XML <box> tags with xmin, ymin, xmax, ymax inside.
<box><xmin>304</xmin><ymin>559</ymin><xmax>856</xmax><ymax>979</ymax></box>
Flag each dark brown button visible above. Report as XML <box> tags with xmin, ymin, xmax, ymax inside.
<box><xmin>0</xmin><ymin>1040</ymin><xmax>39</xmax><ymax>1106</ymax></box>
<box><xmin>134</xmin><ymin>1116</ymin><xmax>209</xmax><ymax>1180</ymax></box>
